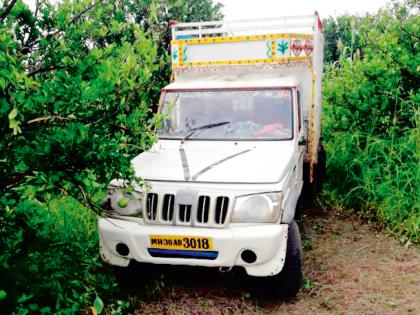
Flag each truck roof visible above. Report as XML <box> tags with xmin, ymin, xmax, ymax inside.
<box><xmin>164</xmin><ymin>74</ymin><xmax>300</xmax><ymax>90</ymax></box>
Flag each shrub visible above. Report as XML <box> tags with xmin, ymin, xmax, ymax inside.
<box><xmin>323</xmin><ymin>1</ymin><xmax>419</xmax><ymax>243</ymax></box>
<box><xmin>0</xmin><ymin>198</ymin><xmax>117</xmax><ymax>314</ymax></box>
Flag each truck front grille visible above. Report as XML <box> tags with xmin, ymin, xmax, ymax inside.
<box><xmin>144</xmin><ymin>193</ymin><xmax>230</xmax><ymax>227</ymax></box>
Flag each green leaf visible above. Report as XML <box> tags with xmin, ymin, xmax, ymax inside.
<box><xmin>17</xmin><ymin>293</ymin><xmax>34</xmax><ymax>303</ymax></box>
<box><xmin>0</xmin><ymin>290</ymin><xmax>6</xmax><ymax>300</ymax></box>
<box><xmin>9</xmin><ymin>119</ymin><xmax>17</xmax><ymax>129</ymax></box>
<box><xmin>93</xmin><ymin>295</ymin><xmax>104</xmax><ymax>314</ymax></box>
<box><xmin>0</xmin><ymin>77</ymin><xmax>6</xmax><ymax>90</ymax></box>
<box><xmin>8</xmin><ymin>107</ymin><xmax>18</xmax><ymax>120</ymax></box>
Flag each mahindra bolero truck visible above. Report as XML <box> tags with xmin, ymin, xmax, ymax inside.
<box><xmin>98</xmin><ymin>14</ymin><xmax>325</xmax><ymax>297</ymax></box>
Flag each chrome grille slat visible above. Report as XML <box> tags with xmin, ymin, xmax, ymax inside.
<box><xmin>162</xmin><ymin>194</ymin><xmax>175</xmax><ymax>221</ymax></box>
<box><xmin>197</xmin><ymin>196</ymin><xmax>210</xmax><ymax>223</ymax></box>
<box><xmin>146</xmin><ymin>193</ymin><xmax>158</xmax><ymax>220</ymax></box>
<box><xmin>179</xmin><ymin>204</ymin><xmax>192</xmax><ymax>223</ymax></box>
<box><xmin>203</xmin><ymin>196</ymin><xmax>208</xmax><ymax>222</ymax></box>
<box><xmin>215</xmin><ymin>196</ymin><xmax>229</xmax><ymax>224</ymax></box>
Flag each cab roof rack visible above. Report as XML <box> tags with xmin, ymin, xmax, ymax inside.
<box><xmin>171</xmin><ymin>14</ymin><xmax>323</xmax><ymax>39</ymax></box>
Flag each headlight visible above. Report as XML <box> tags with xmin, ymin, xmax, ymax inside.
<box><xmin>231</xmin><ymin>192</ymin><xmax>282</xmax><ymax>223</ymax></box>
<box><xmin>108</xmin><ymin>186</ymin><xmax>143</xmax><ymax>216</ymax></box>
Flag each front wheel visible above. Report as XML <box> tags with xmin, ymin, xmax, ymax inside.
<box><xmin>266</xmin><ymin>220</ymin><xmax>303</xmax><ymax>298</ymax></box>
<box><xmin>112</xmin><ymin>261</ymin><xmax>144</xmax><ymax>289</ymax></box>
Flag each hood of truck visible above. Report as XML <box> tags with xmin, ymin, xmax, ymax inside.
<box><xmin>132</xmin><ymin>140</ymin><xmax>295</xmax><ymax>184</ymax></box>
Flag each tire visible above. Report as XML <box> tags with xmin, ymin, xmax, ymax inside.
<box><xmin>113</xmin><ymin>265</ymin><xmax>133</xmax><ymax>288</ymax></box>
<box><xmin>113</xmin><ymin>261</ymin><xmax>143</xmax><ymax>289</ymax></box>
<box><xmin>267</xmin><ymin>220</ymin><xmax>303</xmax><ymax>298</ymax></box>
<box><xmin>293</xmin><ymin>194</ymin><xmax>304</xmax><ymax>219</ymax></box>
<box><xmin>315</xmin><ymin>143</ymin><xmax>327</xmax><ymax>193</ymax></box>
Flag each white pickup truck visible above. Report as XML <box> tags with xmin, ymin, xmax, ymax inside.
<box><xmin>99</xmin><ymin>14</ymin><xmax>325</xmax><ymax>297</ymax></box>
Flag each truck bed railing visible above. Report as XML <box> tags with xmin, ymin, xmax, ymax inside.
<box><xmin>172</xmin><ymin>15</ymin><xmax>320</xmax><ymax>39</ymax></box>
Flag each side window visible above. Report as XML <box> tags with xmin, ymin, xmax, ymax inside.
<box><xmin>297</xmin><ymin>90</ymin><xmax>302</xmax><ymax>131</ymax></box>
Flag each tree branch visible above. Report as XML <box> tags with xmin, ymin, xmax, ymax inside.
<box><xmin>34</xmin><ymin>0</ymin><xmax>40</xmax><ymax>17</ymax></box>
<box><xmin>19</xmin><ymin>1</ymin><xmax>103</xmax><ymax>55</ymax></box>
<box><xmin>27</xmin><ymin>64</ymin><xmax>67</xmax><ymax>77</ymax></box>
<box><xmin>46</xmin><ymin>1</ymin><xmax>101</xmax><ymax>38</ymax></box>
<box><xmin>69</xmin><ymin>2</ymin><xmax>99</xmax><ymax>26</ymax></box>
<box><xmin>0</xmin><ymin>0</ymin><xmax>17</xmax><ymax>21</ymax></box>
<box><xmin>27</xmin><ymin>115</ymin><xmax>76</xmax><ymax>124</ymax></box>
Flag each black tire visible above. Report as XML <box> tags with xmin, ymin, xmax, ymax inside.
<box><xmin>113</xmin><ymin>265</ymin><xmax>133</xmax><ymax>288</ymax></box>
<box><xmin>315</xmin><ymin>143</ymin><xmax>327</xmax><ymax>193</ymax></box>
<box><xmin>267</xmin><ymin>220</ymin><xmax>303</xmax><ymax>298</ymax></box>
<box><xmin>293</xmin><ymin>194</ymin><xmax>304</xmax><ymax>219</ymax></box>
<box><xmin>113</xmin><ymin>261</ymin><xmax>143</xmax><ymax>288</ymax></box>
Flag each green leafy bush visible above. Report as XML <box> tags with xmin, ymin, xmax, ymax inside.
<box><xmin>0</xmin><ymin>198</ymin><xmax>117</xmax><ymax>314</ymax></box>
<box><xmin>0</xmin><ymin>0</ymin><xmax>222</xmax><ymax>313</ymax></box>
<box><xmin>323</xmin><ymin>1</ymin><xmax>419</xmax><ymax>243</ymax></box>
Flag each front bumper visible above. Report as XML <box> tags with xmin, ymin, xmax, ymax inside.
<box><xmin>98</xmin><ymin>217</ymin><xmax>288</xmax><ymax>277</ymax></box>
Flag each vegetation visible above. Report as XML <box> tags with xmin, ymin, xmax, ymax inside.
<box><xmin>0</xmin><ymin>0</ymin><xmax>418</xmax><ymax>313</ymax></box>
<box><xmin>322</xmin><ymin>0</ymin><xmax>419</xmax><ymax>243</ymax></box>
<box><xmin>0</xmin><ymin>0</ymin><xmax>222</xmax><ymax>313</ymax></box>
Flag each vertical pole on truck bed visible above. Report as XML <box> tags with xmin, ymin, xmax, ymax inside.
<box><xmin>307</xmin><ymin>13</ymin><xmax>316</xmax><ymax>183</ymax></box>
<box><xmin>307</xmin><ymin>12</ymin><xmax>324</xmax><ymax>183</ymax></box>
<box><xmin>308</xmin><ymin>62</ymin><xmax>316</xmax><ymax>183</ymax></box>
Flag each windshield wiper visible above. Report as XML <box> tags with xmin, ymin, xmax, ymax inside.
<box><xmin>182</xmin><ymin>121</ymin><xmax>231</xmax><ymax>141</ymax></box>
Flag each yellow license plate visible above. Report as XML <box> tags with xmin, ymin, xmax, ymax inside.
<box><xmin>149</xmin><ymin>235</ymin><xmax>213</xmax><ymax>251</ymax></box>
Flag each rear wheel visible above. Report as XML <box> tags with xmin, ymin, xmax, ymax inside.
<box><xmin>315</xmin><ymin>143</ymin><xmax>327</xmax><ymax>192</ymax></box>
<box><xmin>267</xmin><ymin>220</ymin><xmax>303</xmax><ymax>298</ymax></box>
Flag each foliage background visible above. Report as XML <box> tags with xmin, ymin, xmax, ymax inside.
<box><xmin>0</xmin><ymin>0</ymin><xmax>222</xmax><ymax>313</ymax></box>
<box><xmin>322</xmin><ymin>0</ymin><xmax>419</xmax><ymax>244</ymax></box>
<box><xmin>0</xmin><ymin>0</ymin><xmax>418</xmax><ymax>313</ymax></box>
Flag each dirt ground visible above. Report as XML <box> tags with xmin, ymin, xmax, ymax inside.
<box><xmin>127</xmin><ymin>207</ymin><xmax>420</xmax><ymax>315</ymax></box>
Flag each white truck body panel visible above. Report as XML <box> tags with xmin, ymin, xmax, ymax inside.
<box><xmin>99</xmin><ymin>218</ymin><xmax>289</xmax><ymax>277</ymax></box>
<box><xmin>132</xmin><ymin>140</ymin><xmax>294</xmax><ymax>184</ymax></box>
<box><xmin>165</xmin><ymin>74</ymin><xmax>300</xmax><ymax>90</ymax></box>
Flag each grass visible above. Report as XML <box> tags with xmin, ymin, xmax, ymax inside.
<box><xmin>0</xmin><ymin>197</ymin><xmax>120</xmax><ymax>314</ymax></box>
<box><xmin>324</xmin><ymin>127</ymin><xmax>420</xmax><ymax>243</ymax></box>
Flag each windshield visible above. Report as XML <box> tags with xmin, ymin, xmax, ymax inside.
<box><xmin>158</xmin><ymin>89</ymin><xmax>293</xmax><ymax>140</ymax></box>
